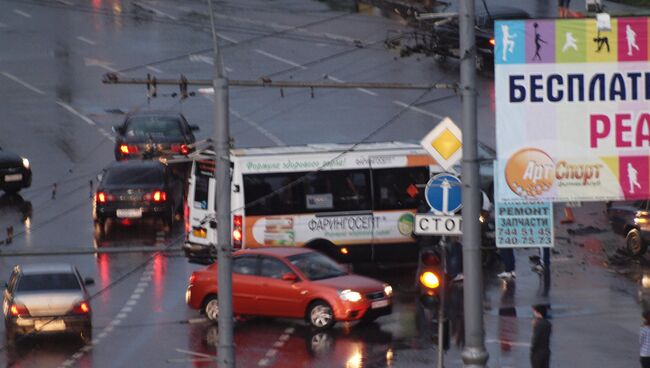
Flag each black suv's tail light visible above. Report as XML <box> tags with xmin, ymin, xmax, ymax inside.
<box><xmin>72</xmin><ymin>301</ymin><xmax>91</xmax><ymax>314</ymax></box>
<box><xmin>10</xmin><ymin>303</ymin><xmax>29</xmax><ymax>317</ymax></box>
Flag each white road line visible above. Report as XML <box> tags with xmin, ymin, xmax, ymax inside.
<box><xmin>225</xmin><ymin>66</ymin><xmax>233</xmax><ymax>72</ymax></box>
<box><xmin>2</xmin><ymin>72</ymin><xmax>45</xmax><ymax>95</ymax></box>
<box><xmin>134</xmin><ymin>287</ymin><xmax>145</xmax><ymax>293</ymax></box>
<box><xmin>255</xmin><ymin>49</ymin><xmax>307</xmax><ymax>70</ymax></box>
<box><xmin>130</xmin><ymin>294</ymin><xmax>141</xmax><ymax>300</ymax></box>
<box><xmin>176</xmin><ymin>349</ymin><xmax>214</xmax><ymax>358</ymax></box>
<box><xmin>13</xmin><ymin>9</ymin><xmax>31</xmax><ymax>18</ymax></box>
<box><xmin>188</xmin><ymin>317</ymin><xmax>208</xmax><ymax>324</ymax></box>
<box><xmin>121</xmin><ymin>306</ymin><xmax>133</xmax><ymax>312</ymax></box>
<box><xmin>284</xmin><ymin>327</ymin><xmax>295</xmax><ymax>334</ymax></box>
<box><xmin>126</xmin><ymin>299</ymin><xmax>137</xmax><ymax>306</ymax></box>
<box><xmin>57</xmin><ymin>0</ymin><xmax>73</xmax><ymax>5</ymax></box>
<box><xmin>273</xmin><ymin>341</ymin><xmax>284</xmax><ymax>348</ymax></box>
<box><xmin>116</xmin><ymin>313</ymin><xmax>127</xmax><ymax>319</ymax></box>
<box><xmin>146</xmin><ymin>65</ymin><xmax>163</xmax><ymax>73</ymax></box>
<box><xmin>258</xmin><ymin>358</ymin><xmax>270</xmax><ymax>367</ymax></box>
<box><xmin>265</xmin><ymin>349</ymin><xmax>277</xmax><ymax>357</ymax></box>
<box><xmin>77</xmin><ymin>36</ymin><xmax>96</xmax><ymax>45</ymax></box>
<box><xmin>81</xmin><ymin>346</ymin><xmax>93</xmax><ymax>353</ymax></box>
<box><xmin>325</xmin><ymin>75</ymin><xmax>378</xmax><ymax>96</ymax></box>
<box><xmin>392</xmin><ymin>100</ymin><xmax>444</xmax><ymax>120</ymax></box>
<box><xmin>56</xmin><ymin>101</ymin><xmax>96</xmax><ymax>126</ymax></box>
<box><xmin>133</xmin><ymin>1</ymin><xmax>177</xmax><ymax>20</ymax></box>
<box><xmin>136</xmin><ymin>282</ymin><xmax>148</xmax><ymax>288</ymax></box>
<box><xmin>231</xmin><ymin>109</ymin><xmax>285</xmax><ymax>146</ymax></box>
<box><xmin>357</xmin><ymin>88</ymin><xmax>378</xmax><ymax>96</ymax></box>
<box><xmin>97</xmin><ymin>332</ymin><xmax>108</xmax><ymax>339</ymax></box>
<box><xmin>218</xmin><ymin>34</ymin><xmax>238</xmax><ymax>44</ymax></box>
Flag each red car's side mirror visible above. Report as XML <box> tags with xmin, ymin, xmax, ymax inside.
<box><xmin>282</xmin><ymin>273</ymin><xmax>298</xmax><ymax>282</ymax></box>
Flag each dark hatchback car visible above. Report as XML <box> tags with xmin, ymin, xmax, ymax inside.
<box><xmin>0</xmin><ymin>147</ymin><xmax>31</xmax><ymax>194</ymax></box>
<box><xmin>93</xmin><ymin>160</ymin><xmax>184</xmax><ymax>239</ymax></box>
<box><xmin>607</xmin><ymin>200</ymin><xmax>650</xmax><ymax>257</ymax></box>
<box><xmin>3</xmin><ymin>264</ymin><xmax>94</xmax><ymax>344</ymax></box>
<box><xmin>430</xmin><ymin>6</ymin><xmax>530</xmax><ymax>71</ymax></box>
<box><xmin>113</xmin><ymin>110</ymin><xmax>199</xmax><ymax>161</ymax></box>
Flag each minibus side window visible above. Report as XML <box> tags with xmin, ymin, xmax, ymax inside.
<box><xmin>373</xmin><ymin>167</ymin><xmax>429</xmax><ymax>210</ymax></box>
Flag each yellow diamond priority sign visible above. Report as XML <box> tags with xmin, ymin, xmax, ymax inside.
<box><xmin>420</xmin><ymin>117</ymin><xmax>462</xmax><ymax>171</ymax></box>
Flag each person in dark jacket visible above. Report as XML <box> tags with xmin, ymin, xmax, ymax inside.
<box><xmin>530</xmin><ymin>304</ymin><xmax>552</xmax><ymax>368</ymax></box>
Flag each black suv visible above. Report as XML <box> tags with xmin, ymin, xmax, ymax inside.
<box><xmin>93</xmin><ymin>160</ymin><xmax>184</xmax><ymax>239</ymax></box>
<box><xmin>607</xmin><ymin>200</ymin><xmax>650</xmax><ymax>257</ymax></box>
<box><xmin>0</xmin><ymin>147</ymin><xmax>31</xmax><ymax>194</ymax></box>
<box><xmin>113</xmin><ymin>110</ymin><xmax>199</xmax><ymax>161</ymax></box>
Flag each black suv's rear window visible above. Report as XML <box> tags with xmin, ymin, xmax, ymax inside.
<box><xmin>125</xmin><ymin>116</ymin><xmax>183</xmax><ymax>138</ymax></box>
<box><xmin>104</xmin><ymin>167</ymin><xmax>164</xmax><ymax>186</ymax></box>
<box><xmin>17</xmin><ymin>273</ymin><xmax>81</xmax><ymax>292</ymax></box>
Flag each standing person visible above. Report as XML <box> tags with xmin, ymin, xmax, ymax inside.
<box><xmin>447</xmin><ymin>236</ymin><xmax>463</xmax><ymax>282</ymax></box>
<box><xmin>640</xmin><ymin>310</ymin><xmax>650</xmax><ymax>367</ymax></box>
<box><xmin>558</xmin><ymin>0</ymin><xmax>571</xmax><ymax>18</ymax></box>
<box><xmin>530</xmin><ymin>304</ymin><xmax>552</xmax><ymax>368</ymax></box>
<box><xmin>498</xmin><ymin>248</ymin><xmax>516</xmax><ymax>280</ymax></box>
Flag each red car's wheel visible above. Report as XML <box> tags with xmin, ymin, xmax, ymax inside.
<box><xmin>203</xmin><ymin>295</ymin><xmax>219</xmax><ymax>323</ymax></box>
<box><xmin>307</xmin><ymin>301</ymin><xmax>334</xmax><ymax>330</ymax></box>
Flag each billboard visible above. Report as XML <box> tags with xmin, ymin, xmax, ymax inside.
<box><xmin>495</xmin><ymin>17</ymin><xmax>650</xmax><ymax>202</ymax></box>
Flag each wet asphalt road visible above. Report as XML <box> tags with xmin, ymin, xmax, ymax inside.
<box><xmin>0</xmin><ymin>0</ymin><xmax>648</xmax><ymax>367</ymax></box>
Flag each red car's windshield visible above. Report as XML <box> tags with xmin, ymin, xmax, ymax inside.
<box><xmin>288</xmin><ymin>252</ymin><xmax>347</xmax><ymax>281</ymax></box>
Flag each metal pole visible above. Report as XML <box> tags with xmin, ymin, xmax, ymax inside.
<box><xmin>438</xmin><ymin>237</ymin><xmax>446</xmax><ymax>368</ymax></box>
<box><xmin>208</xmin><ymin>0</ymin><xmax>235</xmax><ymax>367</ymax></box>
<box><xmin>459</xmin><ymin>0</ymin><xmax>489</xmax><ymax>367</ymax></box>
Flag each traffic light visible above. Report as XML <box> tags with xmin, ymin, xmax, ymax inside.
<box><xmin>418</xmin><ymin>248</ymin><xmax>443</xmax><ymax>309</ymax></box>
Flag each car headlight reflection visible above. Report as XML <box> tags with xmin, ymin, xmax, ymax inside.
<box><xmin>339</xmin><ymin>289</ymin><xmax>362</xmax><ymax>302</ymax></box>
<box><xmin>21</xmin><ymin>157</ymin><xmax>29</xmax><ymax>169</ymax></box>
<box><xmin>384</xmin><ymin>284</ymin><xmax>393</xmax><ymax>297</ymax></box>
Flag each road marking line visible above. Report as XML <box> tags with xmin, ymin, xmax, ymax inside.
<box><xmin>188</xmin><ymin>317</ymin><xmax>208</xmax><ymax>324</ymax></box>
<box><xmin>265</xmin><ymin>349</ymin><xmax>277</xmax><ymax>357</ymax></box>
<box><xmin>141</xmin><ymin>275</ymin><xmax>152</xmax><ymax>281</ymax></box>
<box><xmin>284</xmin><ymin>327</ymin><xmax>295</xmax><ymax>334</ymax></box>
<box><xmin>325</xmin><ymin>75</ymin><xmax>378</xmax><ymax>96</ymax></box>
<box><xmin>81</xmin><ymin>345</ymin><xmax>92</xmax><ymax>352</ymax></box>
<box><xmin>146</xmin><ymin>65</ymin><xmax>163</xmax><ymax>73</ymax></box>
<box><xmin>258</xmin><ymin>358</ymin><xmax>270</xmax><ymax>366</ymax></box>
<box><xmin>357</xmin><ymin>88</ymin><xmax>378</xmax><ymax>96</ymax></box>
<box><xmin>2</xmin><ymin>72</ymin><xmax>45</xmax><ymax>95</ymax></box>
<box><xmin>97</xmin><ymin>332</ymin><xmax>108</xmax><ymax>339</ymax></box>
<box><xmin>231</xmin><ymin>109</ymin><xmax>285</xmax><ymax>146</ymax></box>
<box><xmin>57</xmin><ymin>0</ymin><xmax>73</xmax><ymax>5</ymax></box>
<box><xmin>72</xmin><ymin>352</ymin><xmax>82</xmax><ymax>359</ymax></box>
<box><xmin>273</xmin><ymin>341</ymin><xmax>284</xmax><ymax>348</ymax></box>
<box><xmin>134</xmin><ymin>287</ymin><xmax>145</xmax><ymax>293</ymax></box>
<box><xmin>137</xmin><ymin>282</ymin><xmax>148</xmax><ymax>288</ymax></box>
<box><xmin>126</xmin><ymin>299</ymin><xmax>137</xmax><ymax>306</ymax></box>
<box><xmin>278</xmin><ymin>334</ymin><xmax>290</xmax><ymax>342</ymax></box>
<box><xmin>176</xmin><ymin>348</ymin><xmax>214</xmax><ymax>358</ymax></box>
<box><xmin>110</xmin><ymin>319</ymin><xmax>122</xmax><ymax>326</ymax></box>
<box><xmin>133</xmin><ymin>1</ymin><xmax>177</xmax><ymax>20</ymax></box>
<box><xmin>254</xmin><ymin>49</ymin><xmax>306</xmax><ymax>69</ymax></box>
<box><xmin>14</xmin><ymin>9</ymin><xmax>31</xmax><ymax>18</ymax></box>
<box><xmin>121</xmin><ymin>306</ymin><xmax>133</xmax><ymax>313</ymax></box>
<box><xmin>116</xmin><ymin>313</ymin><xmax>127</xmax><ymax>319</ymax></box>
<box><xmin>130</xmin><ymin>293</ymin><xmax>141</xmax><ymax>300</ymax></box>
<box><xmin>77</xmin><ymin>36</ymin><xmax>96</xmax><ymax>45</ymax></box>
<box><xmin>486</xmin><ymin>338</ymin><xmax>530</xmax><ymax>347</ymax></box>
<box><xmin>105</xmin><ymin>325</ymin><xmax>114</xmax><ymax>332</ymax></box>
<box><xmin>393</xmin><ymin>100</ymin><xmax>444</xmax><ymax>119</ymax></box>
<box><xmin>60</xmin><ymin>360</ymin><xmax>73</xmax><ymax>367</ymax></box>
<box><xmin>218</xmin><ymin>34</ymin><xmax>238</xmax><ymax>44</ymax></box>
<box><xmin>56</xmin><ymin>101</ymin><xmax>96</xmax><ymax>125</ymax></box>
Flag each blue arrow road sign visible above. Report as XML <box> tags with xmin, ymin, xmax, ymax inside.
<box><xmin>425</xmin><ymin>173</ymin><xmax>462</xmax><ymax>215</ymax></box>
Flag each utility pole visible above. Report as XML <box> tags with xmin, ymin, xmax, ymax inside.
<box><xmin>208</xmin><ymin>0</ymin><xmax>234</xmax><ymax>366</ymax></box>
<box><xmin>459</xmin><ymin>0</ymin><xmax>489</xmax><ymax>367</ymax></box>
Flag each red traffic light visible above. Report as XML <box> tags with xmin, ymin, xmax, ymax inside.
<box><xmin>421</xmin><ymin>251</ymin><xmax>441</xmax><ymax>266</ymax></box>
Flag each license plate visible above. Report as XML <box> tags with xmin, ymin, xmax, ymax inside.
<box><xmin>5</xmin><ymin>174</ymin><xmax>22</xmax><ymax>182</ymax></box>
<box><xmin>371</xmin><ymin>299</ymin><xmax>389</xmax><ymax>309</ymax></box>
<box><xmin>116</xmin><ymin>208</ymin><xmax>142</xmax><ymax>218</ymax></box>
<box><xmin>35</xmin><ymin>319</ymin><xmax>66</xmax><ymax>332</ymax></box>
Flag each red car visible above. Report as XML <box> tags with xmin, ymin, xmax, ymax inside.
<box><xmin>185</xmin><ymin>247</ymin><xmax>393</xmax><ymax>329</ymax></box>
